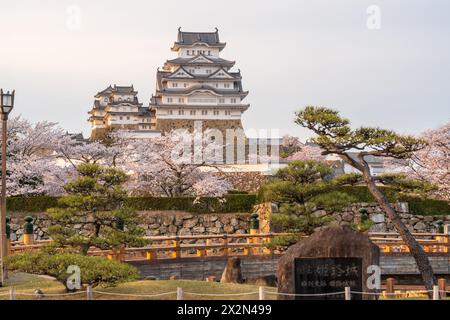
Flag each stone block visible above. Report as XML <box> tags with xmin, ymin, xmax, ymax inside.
<box><xmin>342</xmin><ymin>212</ymin><xmax>354</xmax><ymax>222</ymax></box>
<box><xmin>414</xmin><ymin>222</ymin><xmax>427</xmax><ymax>230</ymax></box>
<box><xmin>224</xmin><ymin>225</ymin><xmax>234</xmax><ymax>233</ymax></box>
<box><xmin>370</xmin><ymin>214</ymin><xmax>385</xmax><ymax>223</ymax></box>
<box><xmin>183</xmin><ymin>219</ymin><xmax>198</xmax><ymax>229</ymax></box>
<box><xmin>311</xmin><ymin>210</ymin><xmax>327</xmax><ymax>218</ymax></box>
<box><xmin>192</xmin><ymin>226</ymin><xmax>206</xmax><ymax>234</ymax></box>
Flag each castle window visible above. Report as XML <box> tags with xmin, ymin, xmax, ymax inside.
<box><xmin>127</xmin><ymin>116</ymin><xmax>130</xmax><ymax>120</ymax></box>
<box><xmin>178</xmin><ymin>98</ymin><xmax>184</xmax><ymax>103</ymax></box>
<box><xmin>213</xmin><ymin>110</ymin><xmax>219</xmax><ymax>116</ymax></box>
<box><xmin>183</xmin><ymin>83</ymin><xmax>187</xmax><ymax>88</ymax></box>
<box><xmin>224</xmin><ymin>83</ymin><xmax>230</xmax><ymax>88</ymax></box>
<box><xmin>178</xmin><ymin>109</ymin><xmax>184</xmax><ymax>115</ymax></box>
<box><xmin>190</xmin><ymin>110</ymin><xmax>196</xmax><ymax>115</ymax></box>
<box><xmin>202</xmin><ymin>110</ymin><xmax>208</xmax><ymax>115</ymax></box>
<box><xmin>167</xmin><ymin>97</ymin><xmax>173</xmax><ymax>103</ymax></box>
<box><xmin>127</xmin><ymin>97</ymin><xmax>131</xmax><ymax>101</ymax></box>
<box><xmin>206</xmin><ymin>69</ymin><xmax>212</xmax><ymax>74</ymax></box>
<box><xmin>208</xmin><ymin>50</ymin><xmax>211</xmax><ymax>55</ymax></box>
<box><xmin>231</xmin><ymin>98</ymin><xmax>237</xmax><ymax>103</ymax></box>
<box><xmin>168</xmin><ymin>110</ymin><xmax>173</xmax><ymax>115</ymax></box>
<box><xmin>225</xmin><ymin>110</ymin><xmax>231</xmax><ymax>116</ymax></box>
<box><xmin>120</xmin><ymin>116</ymin><xmax>123</xmax><ymax>120</ymax></box>
<box><xmin>187</xmin><ymin>50</ymin><xmax>190</xmax><ymax>55</ymax></box>
<box><xmin>104</xmin><ymin>98</ymin><xmax>108</xmax><ymax>102</ymax></box>
<box><xmin>172</xmin><ymin>82</ymin><xmax>178</xmax><ymax>87</ymax></box>
<box><xmin>118</xmin><ymin>98</ymin><xmax>122</xmax><ymax>102</ymax></box>
<box><xmin>219</xmin><ymin>98</ymin><xmax>225</xmax><ymax>104</ymax></box>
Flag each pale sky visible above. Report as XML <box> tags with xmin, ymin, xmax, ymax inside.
<box><xmin>1</xmin><ymin>0</ymin><xmax>449</xmax><ymax>140</ymax></box>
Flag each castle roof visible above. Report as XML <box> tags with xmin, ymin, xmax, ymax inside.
<box><xmin>156</xmin><ymin>67</ymin><xmax>241</xmax><ymax>84</ymax></box>
<box><xmin>171</xmin><ymin>28</ymin><xmax>226</xmax><ymax>51</ymax></box>
<box><xmin>156</xmin><ymin>84</ymin><xmax>248</xmax><ymax>98</ymax></box>
<box><xmin>165</xmin><ymin>55</ymin><xmax>235</xmax><ymax>68</ymax></box>
<box><xmin>149</xmin><ymin>101</ymin><xmax>250</xmax><ymax>111</ymax></box>
<box><xmin>95</xmin><ymin>84</ymin><xmax>137</xmax><ymax>98</ymax></box>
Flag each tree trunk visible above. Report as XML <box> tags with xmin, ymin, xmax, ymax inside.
<box><xmin>363</xmin><ymin>170</ymin><xmax>436</xmax><ymax>297</ymax></box>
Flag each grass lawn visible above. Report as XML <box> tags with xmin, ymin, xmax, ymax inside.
<box><xmin>0</xmin><ymin>272</ymin><xmax>278</xmax><ymax>300</ymax></box>
<box><xmin>1</xmin><ymin>273</ymin><xmax>443</xmax><ymax>300</ymax></box>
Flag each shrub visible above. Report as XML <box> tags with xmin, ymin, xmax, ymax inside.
<box><xmin>332</xmin><ymin>173</ymin><xmax>362</xmax><ymax>186</ymax></box>
<box><xmin>264</xmin><ymin>234</ymin><xmax>304</xmax><ymax>250</ymax></box>
<box><xmin>7</xmin><ymin>196</ymin><xmax>60</xmax><ymax>212</ymax></box>
<box><xmin>125</xmin><ymin>194</ymin><xmax>257</xmax><ymax>213</ymax></box>
<box><xmin>335</xmin><ymin>186</ymin><xmax>450</xmax><ymax>216</ymax></box>
<box><xmin>333</xmin><ymin>186</ymin><xmax>399</xmax><ymax>202</ymax></box>
<box><xmin>270</xmin><ymin>211</ymin><xmax>333</xmax><ymax>234</ymax></box>
<box><xmin>6</xmin><ymin>189</ymin><xmax>449</xmax><ymax>216</ymax></box>
<box><xmin>6</xmin><ymin>252</ymin><xmax>139</xmax><ymax>288</ymax></box>
<box><xmin>398</xmin><ymin>196</ymin><xmax>450</xmax><ymax>216</ymax></box>
<box><xmin>227</xmin><ymin>190</ymin><xmax>249</xmax><ymax>195</ymax></box>
<box><xmin>6</xmin><ymin>194</ymin><xmax>257</xmax><ymax>213</ymax></box>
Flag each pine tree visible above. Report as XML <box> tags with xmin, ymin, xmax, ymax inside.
<box><xmin>47</xmin><ymin>163</ymin><xmax>148</xmax><ymax>255</ymax></box>
<box><xmin>295</xmin><ymin>106</ymin><xmax>436</xmax><ymax>296</ymax></box>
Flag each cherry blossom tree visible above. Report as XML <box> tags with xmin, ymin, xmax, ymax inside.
<box><xmin>280</xmin><ymin>134</ymin><xmax>326</xmax><ymax>162</ymax></box>
<box><xmin>54</xmin><ymin>135</ymin><xmax>114</xmax><ymax>167</ymax></box>
<box><xmin>280</xmin><ymin>135</ymin><xmax>303</xmax><ymax>159</ymax></box>
<box><xmin>3</xmin><ymin>117</ymin><xmax>232</xmax><ymax>198</ymax></box>
<box><xmin>125</xmin><ymin>130</ymin><xmax>232</xmax><ymax>197</ymax></box>
<box><xmin>1</xmin><ymin>116</ymin><xmax>68</xmax><ymax>196</ymax></box>
<box><xmin>286</xmin><ymin>143</ymin><xmax>326</xmax><ymax>162</ymax></box>
<box><xmin>407</xmin><ymin>122</ymin><xmax>450</xmax><ymax>201</ymax></box>
<box><xmin>192</xmin><ymin>174</ymin><xmax>233</xmax><ymax>197</ymax></box>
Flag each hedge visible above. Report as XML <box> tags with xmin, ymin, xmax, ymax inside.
<box><xmin>335</xmin><ymin>186</ymin><xmax>450</xmax><ymax>216</ymax></box>
<box><xmin>7</xmin><ymin>196</ymin><xmax>60</xmax><ymax>213</ymax></box>
<box><xmin>124</xmin><ymin>194</ymin><xmax>258</xmax><ymax>213</ymax></box>
<box><xmin>398</xmin><ymin>196</ymin><xmax>450</xmax><ymax>216</ymax></box>
<box><xmin>6</xmin><ymin>194</ymin><xmax>258</xmax><ymax>214</ymax></box>
<box><xmin>6</xmin><ymin>189</ymin><xmax>449</xmax><ymax>216</ymax></box>
<box><xmin>334</xmin><ymin>186</ymin><xmax>398</xmax><ymax>203</ymax></box>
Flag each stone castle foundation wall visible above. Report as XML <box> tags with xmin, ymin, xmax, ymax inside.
<box><xmin>8</xmin><ymin>203</ymin><xmax>450</xmax><ymax>242</ymax></box>
<box><xmin>155</xmin><ymin>119</ymin><xmax>244</xmax><ymax>135</ymax></box>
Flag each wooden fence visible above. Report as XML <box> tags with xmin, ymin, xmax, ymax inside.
<box><xmin>8</xmin><ymin>231</ymin><xmax>450</xmax><ymax>262</ymax></box>
<box><xmin>369</xmin><ymin>232</ymin><xmax>449</xmax><ymax>254</ymax></box>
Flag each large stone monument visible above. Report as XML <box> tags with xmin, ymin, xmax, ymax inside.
<box><xmin>277</xmin><ymin>225</ymin><xmax>380</xmax><ymax>300</ymax></box>
<box><xmin>221</xmin><ymin>257</ymin><xmax>244</xmax><ymax>284</ymax></box>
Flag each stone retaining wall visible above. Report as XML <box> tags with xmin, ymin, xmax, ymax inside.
<box><xmin>7</xmin><ymin>211</ymin><xmax>250</xmax><ymax>241</ymax></box>
<box><xmin>330</xmin><ymin>203</ymin><xmax>450</xmax><ymax>233</ymax></box>
<box><xmin>7</xmin><ymin>203</ymin><xmax>450</xmax><ymax>241</ymax></box>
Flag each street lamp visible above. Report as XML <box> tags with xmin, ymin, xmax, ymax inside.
<box><xmin>0</xmin><ymin>89</ymin><xmax>14</xmax><ymax>287</ymax></box>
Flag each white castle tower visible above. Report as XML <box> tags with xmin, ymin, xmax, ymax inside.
<box><xmin>149</xmin><ymin>28</ymin><xmax>250</xmax><ymax>135</ymax></box>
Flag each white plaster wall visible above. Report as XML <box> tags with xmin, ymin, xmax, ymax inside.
<box><xmin>179</xmin><ymin>46</ymin><xmax>220</xmax><ymax>58</ymax></box>
<box><xmin>156</xmin><ymin>108</ymin><xmax>242</xmax><ymax>120</ymax></box>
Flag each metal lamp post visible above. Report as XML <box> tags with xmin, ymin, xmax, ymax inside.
<box><xmin>0</xmin><ymin>89</ymin><xmax>14</xmax><ymax>287</ymax></box>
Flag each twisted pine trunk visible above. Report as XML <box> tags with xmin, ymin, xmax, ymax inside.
<box><xmin>362</xmin><ymin>170</ymin><xmax>436</xmax><ymax>298</ymax></box>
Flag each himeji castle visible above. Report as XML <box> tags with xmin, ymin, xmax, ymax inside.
<box><xmin>88</xmin><ymin>85</ymin><xmax>154</xmax><ymax>139</ymax></box>
<box><xmin>149</xmin><ymin>28</ymin><xmax>250</xmax><ymax>135</ymax></box>
<box><xmin>88</xmin><ymin>28</ymin><xmax>250</xmax><ymax>139</ymax></box>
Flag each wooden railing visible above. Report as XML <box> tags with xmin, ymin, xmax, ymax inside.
<box><xmin>9</xmin><ymin>233</ymin><xmax>293</xmax><ymax>261</ymax></box>
<box><xmin>368</xmin><ymin>232</ymin><xmax>449</xmax><ymax>254</ymax></box>
<box><xmin>8</xmin><ymin>232</ymin><xmax>450</xmax><ymax>261</ymax></box>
